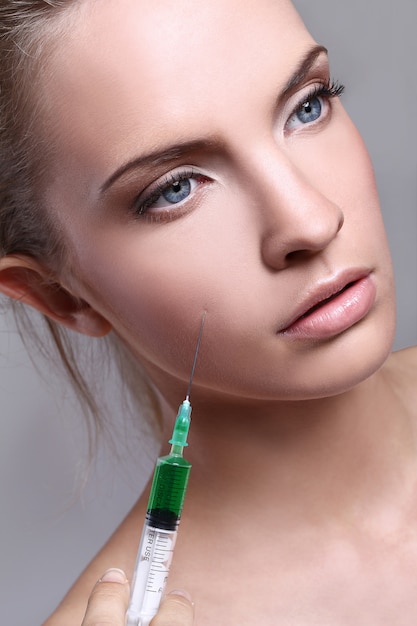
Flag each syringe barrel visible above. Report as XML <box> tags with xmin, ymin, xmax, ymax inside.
<box><xmin>146</xmin><ymin>453</ymin><xmax>192</xmax><ymax>530</ymax></box>
<box><xmin>127</xmin><ymin>453</ymin><xmax>192</xmax><ymax>625</ymax></box>
<box><xmin>126</xmin><ymin>525</ymin><xmax>178</xmax><ymax>626</ymax></box>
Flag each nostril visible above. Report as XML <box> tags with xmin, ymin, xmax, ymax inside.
<box><xmin>260</xmin><ymin>202</ymin><xmax>345</xmax><ymax>271</ymax></box>
<box><xmin>285</xmin><ymin>248</ymin><xmax>318</xmax><ymax>264</ymax></box>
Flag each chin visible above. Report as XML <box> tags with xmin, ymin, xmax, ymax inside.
<box><xmin>245</xmin><ymin>313</ymin><xmax>396</xmax><ymax>404</ymax></box>
<box><xmin>282</xmin><ymin>318</ymin><xmax>396</xmax><ymax>401</ymax></box>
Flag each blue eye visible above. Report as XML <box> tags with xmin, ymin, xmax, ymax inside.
<box><xmin>286</xmin><ymin>94</ymin><xmax>325</xmax><ymax>130</ymax></box>
<box><xmin>134</xmin><ymin>170</ymin><xmax>207</xmax><ymax>217</ymax></box>
<box><xmin>295</xmin><ymin>97</ymin><xmax>322</xmax><ymax>124</ymax></box>
<box><xmin>162</xmin><ymin>179</ymin><xmax>192</xmax><ymax>204</ymax></box>
<box><xmin>286</xmin><ymin>80</ymin><xmax>345</xmax><ymax>131</ymax></box>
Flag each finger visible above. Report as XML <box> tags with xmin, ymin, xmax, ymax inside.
<box><xmin>150</xmin><ymin>590</ymin><xmax>194</xmax><ymax>626</ymax></box>
<box><xmin>82</xmin><ymin>568</ymin><xmax>130</xmax><ymax>626</ymax></box>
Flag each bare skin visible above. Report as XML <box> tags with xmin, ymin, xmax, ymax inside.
<box><xmin>43</xmin><ymin>350</ymin><xmax>417</xmax><ymax>626</ymax></box>
<box><xmin>1</xmin><ymin>0</ymin><xmax>416</xmax><ymax>624</ymax></box>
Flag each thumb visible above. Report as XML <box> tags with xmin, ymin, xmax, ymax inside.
<box><xmin>82</xmin><ymin>568</ymin><xmax>130</xmax><ymax>626</ymax></box>
<box><xmin>150</xmin><ymin>590</ymin><xmax>194</xmax><ymax>626</ymax></box>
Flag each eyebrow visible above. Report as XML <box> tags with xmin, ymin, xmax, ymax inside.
<box><xmin>100</xmin><ymin>139</ymin><xmax>218</xmax><ymax>193</ymax></box>
<box><xmin>281</xmin><ymin>44</ymin><xmax>328</xmax><ymax>97</ymax></box>
<box><xmin>100</xmin><ymin>43</ymin><xmax>328</xmax><ymax>194</ymax></box>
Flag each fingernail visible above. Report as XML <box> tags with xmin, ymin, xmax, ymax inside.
<box><xmin>100</xmin><ymin>568</ymin><xmax>128</xmax><ymax>584</ymax></box>
<box><xmin>168</xmin><ymin>589</ymin><xmax>193</xmax><ymax>603</ymax></box>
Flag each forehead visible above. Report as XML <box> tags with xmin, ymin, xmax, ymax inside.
<box><xmin>63</xmin><ymin>0</ymin><xmax>308</xmax><ymax>68</ymax></box>
<box><xmin>43</xmin><ymin>0</ymin><xmax>314</xmax><ymax>188</ymax></box>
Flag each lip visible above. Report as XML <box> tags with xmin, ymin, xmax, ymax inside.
<box><xmin>279</xmin><ymin>270</ymin><xmax>376</xmax><ymax>340</ymax></box>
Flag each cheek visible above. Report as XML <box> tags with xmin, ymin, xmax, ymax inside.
<box><xmin>293</xmin><ymin>109</ymin><xmax>377</xmax><ymax>200</ymax></box>
<box><xmin>70</xmin><ymin>219</ymin><xmax>255</xmax><ymax>382</ymax></box>
<box><xmin>298</xmin><ymin>113</ymin><xmax>388</xmax><ymax>245</ymax></box>
<box><xmin>339</xmin><ymin>126</ymin><xmax>380</xmax><ymax>218</ymax></box>
<box><xmin>89</xmin><ymin>245</ymin><xmax>207</xmax><ymax>368</ymax></box>
<box><xmin>341</xmin><ymin>135</ymin><xmax>391</xmax><ymax>262</ymax></box>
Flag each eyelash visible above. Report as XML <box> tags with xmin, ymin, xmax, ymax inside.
<box><xmin>133</xmin><ymin>168</ymin><xmax>205</xmax><ymax>218</ymax></box>
<box><xmin>133</xmin><ymin>78</ymin><xmax>345</xmax><ymax>218</ymax></box>
<box><xmin>303</xmin><ymin>78</ymin><xmax>345</xmax><ymax>105</ymax></box>
<box><xmin>287</xmin><ymin>78</ymin><xmax>345</xmax><ymax>127</ymax></box>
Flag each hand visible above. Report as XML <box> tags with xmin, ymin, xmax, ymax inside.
<box><xmin>150</xmin><ymin>590</ymin><xmax>194</xmax><ymax>626</ymax></box>
<box><xmin>81</xmin><ymin>568</ymin><xmax>194</xmax><ymax>626</ymax></box>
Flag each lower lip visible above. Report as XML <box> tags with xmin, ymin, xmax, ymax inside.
<box><xmin>281</xmin><ymin>275</ymin><xmax>376</xmax><ymax>340</ymax></box>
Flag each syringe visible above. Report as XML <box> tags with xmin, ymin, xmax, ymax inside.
<box><xmin>126</xmin><ymin>314</ymin><xmax>205</xmax><ymax>626</ymax></box>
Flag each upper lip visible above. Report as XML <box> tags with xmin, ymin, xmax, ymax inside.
<box><xmin>279</xmin><ymin>268</ymin><xmax>371</xmax><ymax>332</ymax></box>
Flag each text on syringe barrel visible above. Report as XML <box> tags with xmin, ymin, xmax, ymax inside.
<box><xmin>126</xmin><ymin>455</ymin><xmax>192</xmax><ymax>625</ymax></box>
<box><xmin>146</xmin><ymin>453</ymin><xmax>191</xmax><ymax>530</ymax></box>
<box><xmin>127</xmin><ymin>525</ymin><xmax>178</xmax><ymax>626</ymax></box>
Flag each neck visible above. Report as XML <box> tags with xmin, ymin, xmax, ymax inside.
<box><xmin>161</xmin><ymin>366</ymin><xmax>417</xmax><ymax>532</ymax></box>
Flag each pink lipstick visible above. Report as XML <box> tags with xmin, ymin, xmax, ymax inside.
<box><xmin>280</xmin><ymin>274</ymin><xmax>376</xmax><ymax>340</ymax></box>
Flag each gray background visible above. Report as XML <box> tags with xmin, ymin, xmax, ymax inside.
<box><xmin>1</xmin><ymin>1</ymin><xmax>416</xmax><ymax>624</ymax></box>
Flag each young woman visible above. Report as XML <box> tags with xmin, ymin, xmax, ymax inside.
<box><xmin>1</xmin><ymin>0</ymin><xmax>416</xmax><ymax>624</ymax></box>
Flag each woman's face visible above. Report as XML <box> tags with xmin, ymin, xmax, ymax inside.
<box><xmin>43</xmin><ymin>0</ymin><xmax>395</xmax><ymax>405</ymax></box>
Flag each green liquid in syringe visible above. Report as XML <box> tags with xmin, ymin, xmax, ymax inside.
<box><xmin>146</xmin><ymin>452</ymin><xmax>191</xmax><ymax>531</ymax></box>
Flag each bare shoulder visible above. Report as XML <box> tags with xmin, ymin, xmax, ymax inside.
<box><xmin>42</xmin><ymin>605</ymin><xmax>79</xmax><ymax>626</ymax></box>
<box><xmin>41</xmin><ymin>496</ymin><xmax>147</xmax><ymax>626</ymax></box>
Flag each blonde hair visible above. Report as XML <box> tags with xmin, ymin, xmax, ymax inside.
<box><xmin>0</xmin><ymin>1</ymin><xmax>162</xmax><ymax>453</ymax></box>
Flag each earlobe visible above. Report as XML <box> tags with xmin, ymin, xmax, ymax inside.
<box><xmin>0</xmin><ymin>255</ymin><xmax>112</xmax><ymax>337</ymax></box>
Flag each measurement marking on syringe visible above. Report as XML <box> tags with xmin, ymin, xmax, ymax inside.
<box><xmin>126</xmin><ymin>313</ymin><xmax>206</xmax><ymax>626</ymax></box>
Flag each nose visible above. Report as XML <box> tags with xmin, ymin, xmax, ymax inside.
<box><xmin>251</xmin><ymin>149</ymin><xmax>344</xmax><ymax>271</ymax></box>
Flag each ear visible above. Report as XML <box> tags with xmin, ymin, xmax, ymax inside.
<box><xmin>0</xmin><ymin>255</ymin><xmax>112</xmax><ymax>337</ymax></box>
